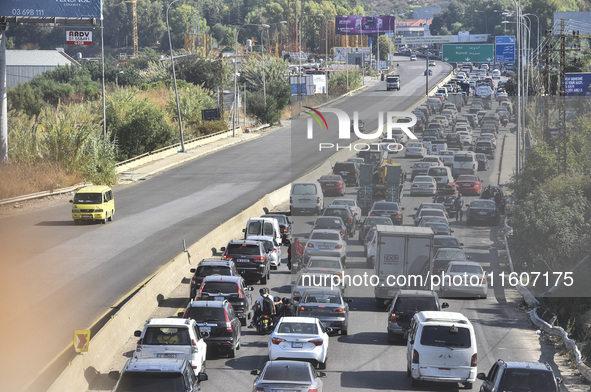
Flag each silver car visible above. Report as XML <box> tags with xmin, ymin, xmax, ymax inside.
<box><xmin>304</xmin><ymin>229</ymin><xmax>347</xmax><ymax>264</ymax></box>
<box><xmin>440</xmin><ymin>261</ymin><xmax>488</xmax><ymax>299</ymax></box>
<box><xmin>251</xmin><ymin>360</ymin><xmax>326</xmax><ymax>392</ymax></box>
<box><xmin>297</xmin><ymin>288</ymin><xmax>352</xmax><ymax>335</ymax></box>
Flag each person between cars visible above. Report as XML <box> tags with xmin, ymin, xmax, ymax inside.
<box><xmin>250</xmin><ymin>288</ymin><xmax>276</xmax><ymax>328</ymax></box>
<box><xmin>287</xmin><ymin>238</ymin><xmax>305</xmax><ymax>270</ymax></box>
<box><xmin>277</xmin><ymin>298</ymin><xmax>297</xmax><ymax>318</ymax></box>
<box><xmin>454</xmin><ymin>194</ymin><xmax>464</xmax><ymax>221</ymax></box>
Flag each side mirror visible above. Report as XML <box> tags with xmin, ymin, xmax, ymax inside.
<box><xmin>220</xmin><ymin>247</ymin><xmax>226</xmax><ymax>252</ymax></box>
<box><xmin>450</xmin><ymin>230</ymin><xmax>454</xmax><ymax>233</ymax></box>
<box><xmin>326</xmin><ymin>327</ymin><xmax>333</xmax><ymax>333</ymax></box>
<box><xmin>556</xmin><ymin>376</ymin><xmax>563</xmax><ymax>384</ymax></box>
<box><xmin>108</xmin><ymin>371</ymin><xmax>120</xmax><ymax>380</ymax></box>
<box><xmin>248</xmin><ymin>286</ymin><xmax>254</xmax><ymax>291</ymax></box>
<box><xmin>414</xmin><ymin>207</ymin><xmax>418</xmax><ymax>210</ymax></box>
<box><xmin>134</xmin><ymin>330</ymin><xmax>141</xmax><ymax>337</ymax></box>
<box><xmin>346</xmin><ymin>298</ymin><xmax>353</xmax><ymax>303</ymax></box>
<box><xmin>211</xmin><ymin>247</ymin><xmax>217</xmax><ymax>256</ymax></box>
<box><xmin>466</xmin><ymin>255</ymin><xmax>471</xmax><ymax>259</ymax></box>
<box><xmin>477</xmin><ymin>372</ymin><xmax>487</xmax><ymax>381</ymax></box>
<box><xmin>190</xmin><ymin>268</ymin><xmax>196</xmax><ymax>273</ymax></box>
<box><xmin>459</xmin><ymin>243</ymin><xmax>464</xmax><ymax>247</ymax></box>
<box><xmin>250</xmin><ymin>369</ymin><xmax>260</xmax><ymax>376</ymax></box>
<box><xmin>442</xmin><ymin>302</ymin><xmax>449</xmax><ymax>309</ymax></box>
<box><xmin>317</xmin><ymin>371</ymin><xmax>327</xmax><ymax>378</ymax></box>
<box><xmin>401</xmin><ymin>207</ymin><xmax>405</xmax><ymax>211</ymax></box>
<box><xmin>198</xmin><ymin>373</ymin><xmax>208</xmax><ymax>382</ymax></box>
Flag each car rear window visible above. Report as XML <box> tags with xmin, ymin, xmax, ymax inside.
<box><xmin>310</xmin><ymin>232</ymin><xmax>340</xmax><ymax>241</ymax></box>
<box><xmin>454</xmin><ymin>154</ymin><xmax>475</xmax><ymax>162</ymax></box>
<box><xmin>262</xmin><ymin>364</ymin><xmax>312</xmax><ymax>382</ymax></box>
<box><xmin>470</xmin><ymin>200</ymin><xmax>495</xmax><ymax>208</ymax></box>
<box><xmin>334</xmin><ymin>162</ymin><xmax>355</xmax><ymax>172</ymax></box>
<box><xmin>143</xmin><ymin>326</ymin><xmax>191</xmax><ymax>346</ymax></box>
<box><xmin>434</xmin><ymin>237</ymin><xmax>460</xmax><ymax>248</ymax></box>
<box><xmin>366</xmin><ymin>217</ymin><xmax>393</xmax><ymax>225</ymax></box>
<box><xmin>185</xmin><ymin>307</ymin><xmax>226</xmax><ymax>322</ymax></box>
<box><xmin>117</xmin><ymin>372</ymin><xmax>186</xmax><ymax>392</ymax></box>
<box><xmin>436</xmin><ymin>249</ymin><xmax>465</xmax><ymax>260</ymax></box>
<box><xmin>420</xmin><ymin>325</ymin><xmax>471</xmax><ymax>347</ymax></box>
<box><xmin>196</xmin><ymin>266</ymin><xmax>231</xmax><ymax>277</ymax></box>
<box><xmin>201</xmin><ymin>281</ymin><xmax>239</xmax><ymax>294</ymax></box>
<box><xmin>226</xmin><ymin>243</ymin><xmax>261</xmax><ymax>255</ymax></box>
<box><xmin>395</xmin><ymin>297</ymin><xmax>438</xmax><ymax>312</ymax></box>
<box><xmin>308</xmin><ymin>259</ymin><xmax>341</xmax><ymax>269</ymax></box>
<box><xmin>373</xmin><ymin>202</ymin><xmax>399</xmax><ymax>210</ymax></box>
<box><xmin>314</xmin><ymin>217</ymin><xmax>343</xmax><ymax>227</ymax></box>
<box><xmin>428</xmin><ymin>168</ymin><xmax>448</xmax><ymax>176</ymax></box>
<box><xmin>303</xmin><ymin>293</ymin><xmax>340</xmax><ymax>304</ymax></box>
<box><xmin>500</xmin><ymin>369</ymin><xmax>557</xmax><ymax>392</ymax></box>
<box><xmin>277</xmin><ymin>322</ymin><xmax>319</xmax><ymax>335</ymax></box>
<box><xmin>449</xmin><ymin>264</ymin><xmax>483</xmax><ymax>274</ymax></box>
<box><xmin>292</xmin><ymin>184</ymin><xmax>317</xmax><ymax>195</ymax></box>
<box><xmin>324</xmin><ymin>209</ymin><xmax>348</xmax><ymax>219</ymax></box>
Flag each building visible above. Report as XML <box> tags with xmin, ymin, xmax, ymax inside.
<box><xmin>5</xmin><ymin>49</ymin><xmax>80</xmax><ymax>88</ymax></box>
<box><xmin>396</xmin><ymin>19</ymin><xmax>432</xmax><ymax>38</ymax></box>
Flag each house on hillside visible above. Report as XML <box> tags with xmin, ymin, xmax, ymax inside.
<box><xmin>5</xmin><ymin>49</ymin><xmax>80</xmax><ymax>88</ymax></box>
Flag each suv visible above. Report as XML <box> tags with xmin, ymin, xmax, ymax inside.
<box><xmin>189</xmin><ymin>259</ymin><xmax>239</xmax><ymax>299</ymax></box>
<box><xmin>133</xmin><ymin>318</ymin><xmax>207</xmax><ymax>375</ymax></box>
<box><xmin>323</xmin><ymin>205</ymin><xmax>356</xmax><ymax>237</ymax></box>
<box><xmin>222</xmin><ymin>239</ymin><xmax>270</xmax><ymax>284</ymax></box>
<box><xmin>261</xmin><ymin>213</ymin><xmax>292</xmax><ymax>244</ymax></box>
<box><xmin>387</xmin><ymin>290</ymin><xmax>448</xmax><ymax>341</ymax></box>
<box><xmin>478</xmin><ymin>360</ymin><xmax>562</xmax><ymax>392</ymax></box>
<box><xmin>109</xmin><ymin>358</ymin><xmax>207</xmax><ymax>392</ymax></box>
<box><xmin>194</xmin><ymin>275</ymin><xmax>254</xmax><ymax>325</ymax></box>
<box><xmin>333</xmin><ymin>161</ymin><xmax>359</xmax><ymax>186</ymax></box>
<box><xmin>183</xmin><ymin>300</ymin><xmax>242</xmax><ymax>358</ymax></box>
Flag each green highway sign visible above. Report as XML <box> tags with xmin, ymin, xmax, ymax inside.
<box><xmin>442</xmin><ymin>44</ymin><xmax>494</xmax><ymax>63</ymax></box>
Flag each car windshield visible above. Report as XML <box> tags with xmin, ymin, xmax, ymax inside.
<box><xmin>420</xmin><ymin>325</ymin><xmax>471</xmax><ymax>347</ymax></box>
<box><xmin>74</xmin><ymin>192</ymin><xmax>102</xmax><ymax>204</ymax></box>
<box><xmin>116</xmin><ymin>372</ymin><xmax>186</xmax><ymax>392</ymax></box>
<box><xmin>310</xmin><ymin>232</ymin><xmax>340</xmax><ymax>241</ymax></box>
<box><xmin>308</xmin><ymin>259</ymin><xmax>341</xmax><ymax>269</ymax></box>
<box><xmin>373</xmin><ymin>202</ymin><xmax>399</xmax><ymax>210</ymax></box>
<box><xmin>277</xmin><ymin>322</ymin><xmax>319</xmax><ymax>335</ymax></box>
<box><xmin>142</xmin><ymin>326</ymin><xmax>191</xmax><ymax>346</ymax></box>
<box><xmin>185</xmin><ymin>307</ymin><xmax>225</xmax><ymax>323</ymax></box>
<box><xmin>196</xmin><ymin>266</ymin><xmax>231</xmax><ymax>277</ymax></box>
<box><xmin>292</xmin><ymin>184</ymin><xmax>317</xmax><ymax>195</ymax></box>
<box><xmin>449</xmin><ymin>264</ymin><xmax>483</xmax><ymax>274</ymax></box>
<box><xmin>499</xmin><ymin>369</ymin><xmax>557</xmax><ymax>392</ymax></box>
<box><xmin>395</xmin><ymin>297</ymin><xmax>438</xmax><ymax>312</ymax></box>
<box><xmin>201</xmin><ymin>282</ymin><xmax>238</xmax><ymax>294</ymax></box>
<box><xmin>226</xmin><ymin>244</ymin><xmax>260</xmax><ymax>256</ymax></box>
<box><xmin>303</xmin><ymin>293</ymin><xmax>341</xmax><ymax>304</ymax></box>
<box><xmin>262</xmin><ymin>363</ymin><xmax>312</xmax><ymax>382</ymax></box>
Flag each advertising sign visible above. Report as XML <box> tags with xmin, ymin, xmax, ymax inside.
<box><xmin>565</xmin><ymin>73</ymin><xmax>591</xmax><ymax>96</ymax></box>
<box><xmin>335</xmin><ymin>15</ymin><xmax>396</xmax><ymax>35</ymax></box>
<box><xmin>442</xmin><ymin>44</ymin><xmax>494</xmax><ymax>63</ymax></box>
<box><xmin>495</xmin><ymin>36</ymin><xmax>515</xmax><ymax>63</ymax></box>
<box><xmin>0</xmin><ymin>0</ymin><xmax>102</xmax><ymax>19</ymax></box>
<box><xmin>290</xmin><ymin>75</ymin><xmax>314</xmax><ymax>96</ymax></box>
<box><xmin>333</xmin><ymin>47</ymin><xmax>371</xmax><ymax>62</ymax></box>
<box><xmin>66</xmin><ymin>31</ymin><xmax>92</xmax><ymax>46</ymax></box>
<box><xmin>397</xmin><ymin>36</ymin><xmax>455</xmax><ymax>45</ymax></box>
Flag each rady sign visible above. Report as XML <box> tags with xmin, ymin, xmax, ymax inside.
<box><xmin>66</xmin><ymin>31</ymin><xmax>92</xmax><ymax>46</ymax></box>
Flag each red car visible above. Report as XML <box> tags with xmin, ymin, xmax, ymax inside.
<box><xmin>318</xmin><ymin>174</ymin><xmax>346</xmax><ymax>196</ymax></box>
<box><xmin>455</xmin><ymin>175</ymin><xmax>482</xmax><ymax>195</ymax></box>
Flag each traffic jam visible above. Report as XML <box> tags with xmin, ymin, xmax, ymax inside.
<box><xmin>106</xmin><ymin>65</ymin><xmax>564</xmax><ymax>392</ymax></box>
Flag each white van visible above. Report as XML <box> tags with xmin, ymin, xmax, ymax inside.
<box><xmin>427</xmin><ymin>166</ymin><xmax>454</xmax><ymax>187</ymax></box>
<box><xmin>406</xmin><ymin>311</ymin><xmax>477</xmax><ymax>389</ymax></box>
<box><xmin>290</xmin><ymin>182</ymin><xmax>324</xmax><ymax>215</ymax></box>
<box><xmin>243</xmin><ymin>217</ymin><xmax>282</xmax><ymax>246</ymax></box>
<box><xmin>452</xmin><ymin>152</ymin><xmax>477</xmax><ymax>176</ymax></box>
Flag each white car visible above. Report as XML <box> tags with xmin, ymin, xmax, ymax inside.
<box><xmin>304</xmin><ymin>229</ymin><xmax>347</xmax><ymax>263</ymax></box>
<box><xmin>440</xmin><ymin>261</ymin><xmax>488</xmax><ymax>299</ymax></box>
<box><xmin>405</xmin><ymin>142</ymin><xmax>428</xmax><ymax>158</ymax></box>
<box><xmin>434</xmin><ymin>115</ymin><xmax>449</xmax><ymax>128</ymax></box>
<box><xmin>268</xmin><ymin>317</ymin><xmax>330</xmax><ymax>369</ymax></box>
<box><xmin>330</xmin><ymin>198</ymin><xmax>361</xmax><ymax>224</ymax></box>
<box><xmin>414</xmin><ymin>207</ymin><xmax>448</xmax><ymax>225</ymax></box>
<box><xmin>410</xmin><ymin>175</ymin><xmax>438</xmax><ymax>196</ymax></box>
<box><xmin>248</xmin><ymin>235</ymin><xmax>282</xmax><ymax>269</ymax></box>
<box><xmin>456</xmin><ymin>131</ymin><xmax>473</xmax><ymax>146</ymax></box>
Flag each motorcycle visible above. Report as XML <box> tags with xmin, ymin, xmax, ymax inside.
<box><xmin>257</xmin><ymin>314</ymin><xmax>274</xmax><ymax>335</ymax></box>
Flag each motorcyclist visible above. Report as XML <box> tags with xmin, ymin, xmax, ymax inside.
<box><xmin>250</xmin><ymin>288</ymin><xmax>276</xmax><ymax>328</ymax></box>
<box><xmin>277</xmin><ymin>298</ymin><xmax>297</xmax><ymax>318</ymax></box>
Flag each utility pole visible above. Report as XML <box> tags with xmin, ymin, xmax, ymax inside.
<box><xmin>558</xmin><ymin>18</ymin><xmax>567</xmax><ymax>174</ymax></box>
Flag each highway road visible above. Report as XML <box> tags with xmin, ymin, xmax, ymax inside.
<box><xmin>0</xmin><ymin>57</ymin><xmax>453</xmax><ymax>391</ymax></box>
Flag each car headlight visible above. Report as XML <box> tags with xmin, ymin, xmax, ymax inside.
<box><xmin>72</xmin><ymin>210</ymin><xmax>80</xmax><ymax>213</ymax></box>
<box><xmin>95</xmin><ymin>208</ymin><xmax>103</xmax><ymax>212</ymax></box>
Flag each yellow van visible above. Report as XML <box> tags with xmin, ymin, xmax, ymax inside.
<box><xmin>70</xmin><ymin>185</ymin><xmax>115</xmax><ymax>224</ymax></box>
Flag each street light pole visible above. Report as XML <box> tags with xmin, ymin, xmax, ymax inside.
<box><xmin>167</xmin><ymin>0</ymin><xmax>185</xmax><ymax>152</ymax></box>
<box><xmin>261</xmin><ymin>24</ymin><xmax>270</xmax><ymax>108</ymax></box>
<box><xmin>317</xmin><ymin>14</ymin><xmax>329</xmax><ymax>97</ymax></box>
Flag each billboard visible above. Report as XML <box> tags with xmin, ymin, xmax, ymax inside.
<box><xmin>442</xmin><ymin>44</ymin><xmax>494</xmax><ymax>63</ymax></box>
<box><xmin>0</xmin><ymin>0</ymin><xmax>102</xmax><ymax>19</ymax></box>
<box><xmin>565</xmin><ymin>73</ymin><xmax>591</xmax><ymax>96</ymax></box>
<box><xmin>66</xmin><ymin>31</ymin><xmax>92</xmax><ymax>46</ymax></box>
<box><xmin>333</xmin><ymin>47</ymin><xmax>371</xmax><ymax>62</ymax></box>
<box><xmin>335</xmin><ymin>15</ymin><xmax>396</xmax><ymax>35</ymax></box>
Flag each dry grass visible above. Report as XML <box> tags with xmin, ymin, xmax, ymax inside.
<box><xmin>137</xmin><ymin>86</ymin><xmax>170</xmax><ymax>110</ymax></box>
<box><xmin>0</xmin><ymin>162</ymin><xmax>84</xmax><ymax>200</ymax></box>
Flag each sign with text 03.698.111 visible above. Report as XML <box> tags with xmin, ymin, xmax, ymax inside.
<box><xmin>0</xmin><ymin>0</ymin><xmax>102</xmax><ymax>19</ymax></box>
<box><xmin>442</xmin><ymin>44</ymin><xmax>494</xmax><ymax>63</ymax></box>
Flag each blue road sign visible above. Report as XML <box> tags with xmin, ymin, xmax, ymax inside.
<box><xmin>495</xmin><ymin>36</ymin><xmax>516</xmax><ymax>44</ymax></box>
<box><xmin>565</xmin><ymin>73</ymin><xmax>591</xmax><ymax>96</ymax></box>
<box><xmin>495</xmin><ymin>43</ymin><xmax>515</xmax><ymax>63</ymax></box>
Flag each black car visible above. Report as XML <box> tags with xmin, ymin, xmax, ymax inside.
<box><xmin>433</xmin><ymin>193</ymin><xmax>459</xmax><ymax>217</ymax></box>
<box><xmin>369</xmin><ymin>201</ymin><xmax>404</xmax><ymax>225</ymax></box>
<box><xmin>194</xmin><ymin>275</ymin><xmax>254</xmax><ymax>326</ymax></box>
<box><xmin>183</xmin><ymin>300</ymin><xmax>242</xmax><ymax>357</ymax></box>
<box><xmin>312</xmin><ymin>216</ymin><xmax>347</xmax><ymax>239</ymax></box>
<box><xmin>475</xmin><ymin>153</ymin><xmax>489</xmax><ymax>171</ymax></box>
<box><xmin>261</xmin><ymin>213</ymin><xmax>292</xmax><ymax>244</ymax></box>
<box><xmin>332</xmin><ymin>161</ymin><xmax>359</xmax><ymax>186</ymax></box>
<box><xmin>478</xmin><ymin>360</ymin><xmax>562</xmax><ymax>392</ymax></box>
<box><xmin>474</xmin><ymin>140</ymin><xmax>495</xmax><ymax>159</ymax></box>
<box><xmin>433</xmin><ymin>235</ymin><xmax>463</xmax><ymax>251</ymax></box>
<box><xmin>222</xmin><ymin>240</ymin><xmax>270</xmax><ymax>284</ymax></box>
<box><xmin>386</xmin><ymin>290</ymin><xmax>448</xmax><ymax>341</ymax></box>
<box><xmin>446</xmin><ymin>133</ymin><xmax>464</xmax><ymax>150</ymax></box>
<box><xmin>466</xmin><ymin>199</ymin><xmax>500</xmax><ymax>226</ymax></box>
<box><xmin>189</xmin><ymin>259</ymin><xmax>239</xmax><ymax>299</ymax></box>
<box><xmin>323</xmin><ymin>205</ymin><xmax>355</xmax><ymax>237</ymax></box>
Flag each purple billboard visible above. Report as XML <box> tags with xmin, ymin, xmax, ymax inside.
<box><xmin>335</xmin><ymin>15</ymin><xmax>396</xmax><ymax>35</ymax></box>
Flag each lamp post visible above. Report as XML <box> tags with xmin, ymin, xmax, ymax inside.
<box><xmin>522</xmin><ymin>13</ymin><xmax>540</xmax><ymax>52</ymax></box>
<box><xmin>316</xmin><ymin>14</ymin><xmax>329</xmax><ymax>97</ymax></box>
<box><xmin>167</xmin><ymin>0</ymin><xmax>186</xmax><ymax>152</ymax></box>
<box><xmin>260</xmin><ymin>24</ymin><xmax>270</xmax><ymax>108</ymax></box>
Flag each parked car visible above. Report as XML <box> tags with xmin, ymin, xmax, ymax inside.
<box><xmin>189</xmin><ymin>259</ymin><xmax>239</xmax><ymax>300</ymax></box>
<box><xmin>304</xmin><ymin>229</ymin><xmax>347</xmax><ymax>265</ymax></box>
<box><xmin>268</xmin><ymin>317</ymin><xmax>331</xmax><ymax>369</ymax></box>
<box><xmin>455</xmin><ymin>174</ymin><xmax>483</xmax><ymax>196</ymax></box>
<box><xmin>222</xmin><ymin>239</ymin><xmax>271</xmax><ymax>284</ymax></box>
<box><xmin>194</xmin><ymin>275</ymin><xmax>254</xmax><ymax>325</ymax></box>
<box><xmin>410</xmin><ymin>175</ymin><xmax>438</xmax><ymax>196</ymax></box>
<box><xmin>440</xmin><ymin>261</ymin><xmax>488</xmax><ymax>299</ymax></box>
<box><xmin>386</xmin><ymin>290</ymin><xmax>448</xmax><ymax>341</ymax></box>
<box><xmin>297</xmin><ymin>288</ymin><xmax>352</xmax><ymax>335</ymax></box>
<box><xmin>133</xmin><ymin>318</ymin><xmax>208</xmax><ymax>376</ymax></box>
<box><xmin>466</xmin><ymin>199</ymin><xmax>500</xmax><ymax>226</ymax></box>
<box><xmin>368</xmin><ymin>201</ymin><xmax>404</xmax><ymax>225</ymax></box>
<box><xmin>317</xmin><ymin>174</ymin><xmax>346</xmax><ymax>196</ymax></box>
<box><xmin>478</xmin><ymin>360</ymin><xmax>562</xmax><ymax>392</ymax></box>
<box><xmin>250</xmin><ymin>360</ymin><xmax>326</xmax><ymax>392</ymax></box>
<box><xmin>322</xmin><ymin>204</ymin><xmax>356</xmax><ymax>237</ymax></box>
<box><xmin>332</xmin><ymin>161</ymin><xmax>359</xmax><ymax>186</ymax></box>
<box><xmin>183</xmin><ymin>299</ymin><xmax>241</xmax><ymax>357</ymax></box>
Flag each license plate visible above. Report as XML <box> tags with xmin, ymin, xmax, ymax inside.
<box><xmin>276</xmin><ymin>390</ymin><xmax>298</xmax><ymax>392</ymax></box>
<box><xmin>319</xmin><ymin>246</ymin><xmax>331</xmax><ymax>249</ymax></box>
<box><xmin>325</xmin><ymin>183</ymin><xmax>335</xmax><ymax>186</ymax></box>
<box><xmin>342</xmin><ymin>171</ymin><xmax>349</xmax><ymax>175</ymax></box>
<box><xmin>200</xmin><ymin>326</ymin><xmax>211</xmax><ymax>333</ymax></box>
<box><xmin>478</xmin><ymin>211</ymin><xmax>487</xmax><ymax>215</ymax></box>
<box><xmin>82</xmin><ymin>214</ymin><xmax>92</xmax><ymax>218</ymax></box>
<box><xmin>438</xmin><ymin>368</ymin><xmax>451</xmax><ymax>376</ymax></box>
<box><xmin>238</xmin><ymin>259</ymin><xmax>249</xmax><ymax>263</ymax></box>
<box><xmin>215</xmin><ymin>296</ymin><xmax>225</xmax><ymax>301</ymax></box>
<box><xmin>291</xmin><ymin>342</ymin><xmax>304</xmax><ymax>348</ymax></box>
<box><xmin>157</xmin><ymin>353</ymin><xmax>177</xmax><ymax>359</ymax></box>
<box><xmin>299</xmin><ymin>198</ymin><xmax>310</xmax><ymax>202</ymax></box>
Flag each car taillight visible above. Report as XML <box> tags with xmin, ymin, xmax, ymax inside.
<box><xmin>223</xmin><ymin>255</ymin><xmax>233</xmax><ymax>259</ymax></box>
<box><xmin>390</xmin><ymin>313</ymin><xmax>397</xmax><ymax>322</ymax></box>
<box><xmin>471</xmin><ymin>353</ymin><xmax>477</xmax><ymax>367</ymax></box>
<box><xmin>370</xmin><ymin>212</ymin><xmax>376</xmax><ymax>216</ymax></box>
<box><xmin>191</xmin><ymin>276</ymin><xmax>196</xmax><ymax>284</ymax></box>
<box><xmin>283</xmin><ymin>228</ymin><xmax>288</xmax><ymax>232</ymax></box>
<box><xmin>196</xmin><ymin>287</ymin><xmax>203</xmax><ymax>298</ymax></box>
<box><xmin>225</xmin><ymin>310</ymin><xmax>233</xmax><ymax>332</ymax></box>
<box><xmin>334</xmin><ymin>307</ymin><xmax>345</xmax><ymax>313</ymax></box>
<box><xmin>309</xmin><ymin>339</ymin><xmax>323</xmax><ymax>346</ymax></box>
<box><xmin>308</xmin><ymin>389</ymin><xmax>319</xmax><ymax>392</ymax></box>
<box><xmin>191</xmin><ymin>339</ymin><xmax>198</xmax><ymax>353</ymax></box>
<box><xmin>395</xmin><ymin>213</ymin><xmax>401</xmax><ymax>219</ymax></box>
<box><xmin>354</xmin><ymin>172</ymin><xmax>358</xmax><ymax>176</ymax></box>
<box><xmin>412</xmin><ymin>349</ymin><xmax>419</xmax><ymax>364</ymax></box>
<box><xmin>253</xmin><ymin>256</ymin><xmax>265</xmax><ymax>260</ymax></box>
<box><xmin>317</xmin><ymin>197</ymin><xmax>320</xmax><ymax>203</ymax></box>
<box><xmin>335</xmin><ymin>244</ymin><xmax>343</xmax><ymax>249</ymax></box>
<box><xmin>481</xmin><ymin>276</ymin><xmax>487</xmax><ymax>284</ymax></box>
<box><xmin>237</xmin><ymin>287</ymin><xmax>245</xmax><ymax>299</ymax></box>
<box><xmin>308</xmin><ymin>243</ymin><xmax>314</xmax><ymax>247</ymax></box>
<box><xmin>182</xmin><ymin>309</ymin><xmax>189</xmax><ymax>318</ymax></box>
<box><xmin>254</xmin><ymin>388</ymin><xmax>265</xmax><ymax>392</ymax></box>
<box><xmin>347</xmin><ymin>217</ymin><xmax>353</xmax><ymax>224</ymax></box>
<box><xmin>429</xmin><ymin>184</ymin><xmax>435</xmax><ymax>187</ymax></box>
<box><xmin>272</xmin><ymin>337</ymin><xmax>286</xmax><ymax>345</ymax></box>
<box><xmin>271</xmin><ymin>248</ymin><xmax>277</xmax><ymax>253</ymax></box>
<box><xmin>300</xmin><ymin>306</ymin><xmax>306</xmax><ymax>311</ymax></box>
